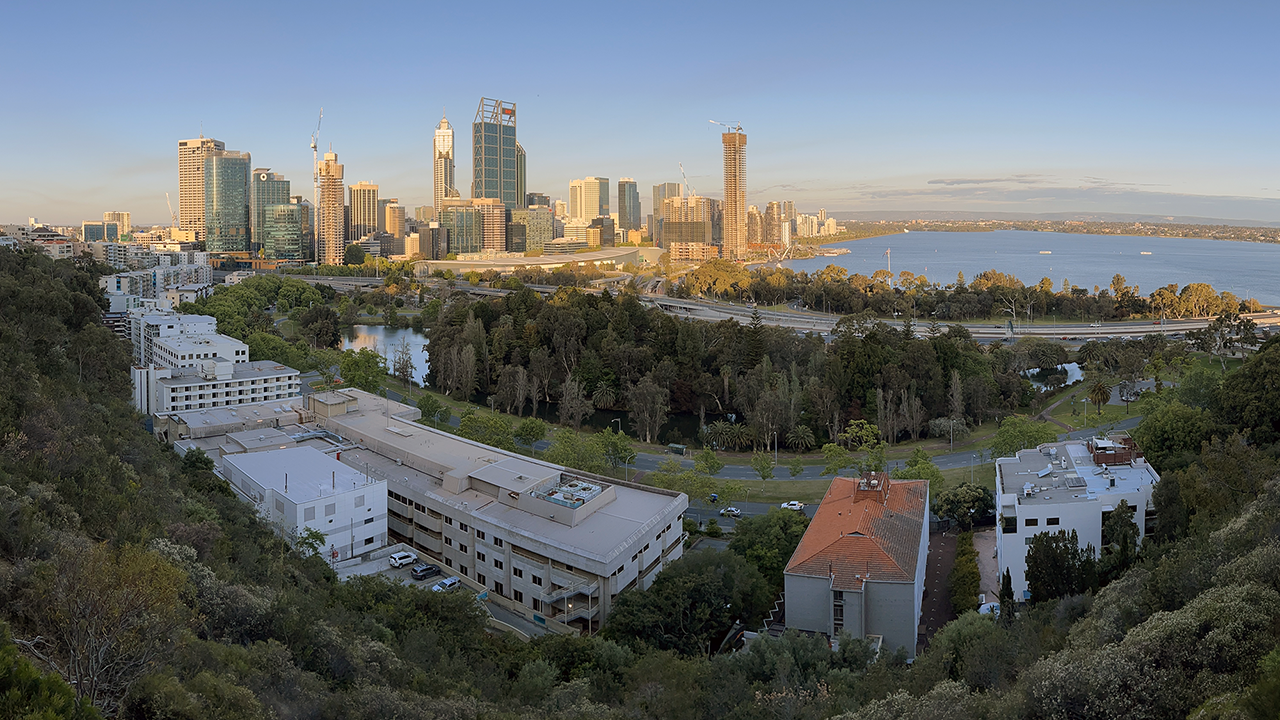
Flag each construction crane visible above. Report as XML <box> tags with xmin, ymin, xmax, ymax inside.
<box><xmin>709</xmin><ymin>119</ymin><xmax>743</xmax><ymax>133</ymax></box>
<box><xmin>310</xmin><ymin>108</ymin><xmax>323</xmax><ymax>222</ymax></box>
<box><xmin>165</xmin><ymin>192</ymin><xmax>177</xmax><ymax>228</ymax></box>
<box><xmin>679</xmin><ymin>162</ymin><xmax>696</xmax><ymax>197</ymax></box>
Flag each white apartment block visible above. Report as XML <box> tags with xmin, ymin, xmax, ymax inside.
<box><xmin>131</xmin><ymin>358</ymin><xmax>301</xmax><ymax>415</ymax></box>
<box><xmin>127</xmin><ymin>308</ymin><xmax>221</xmax><ymax>365</ymax></box>
<box><xmin>101</xmin><ymin>264</ymin><xmax>213</xmax><ymax>299</ymax></box>
<box><xmin>995</xmin><ymin>436</ymin><xmax>1159</xmax><ymax>601</ymax></box>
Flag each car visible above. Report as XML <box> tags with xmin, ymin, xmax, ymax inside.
<box><xmin>431</xmin><ymin>576</ymin><xmax>461</xmax><ymax>592</ymax></box>
<box><xmin>411</xmin><ymin>563</ymin><xmax>441</xmax><ymax>581</ymax></box>
<box><xmin>388</xmin><ymin>551</ymin><xmax>418</xmax><ymax>568</ymax></box>
<box><xmin>780</xmin><ymin>501</ymin><xmax>805</xmax><ymax>511</ymax></box>
<box><xmin>719</xmin><ymin>507</ymin><xmax>742</xmax><ymax>518</ymax></box>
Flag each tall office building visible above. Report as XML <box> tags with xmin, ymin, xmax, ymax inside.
<box><xmin>433</xmin><ymin>114</ymin><xmax>459</xmax><ymax>210</ymax></box>
<box><xmin>204</xmin><ymin>150</ymin><xmax>252</xmax><ymax>253</ymax></box>
<box><xmin>384</xmin><ymin>203</ymin><xmax>405</xmax><ymax>239</ymax></box>
<box><xmin>472</xmin><ymin>97</ymin><xmax>519</xmax><ymax>209</ymax></box>
<box><xmin>764</xmin><ymin>201</ymin><xmax>783</xmax><ymax>245</ymax></box>
<box><xmin>251</xmin><ymin>169</ymin><xmax>290</xmax><ymax>255</ymax></box>
<box><xmin>618</xmin><ymin>178</ymin><xmax>640</xmax><ymax>231</ymax></box>
<box><xmin>291</xmin><ymin>195</ymin><xmax>313</xmax><ymax>254</ymax></box>
<box><xmin>783</xmin><ymin>201</ymin><xmax>796</xmax><ymax>222</ymax></box>
<box><xmin>264</xmin><ymin>204</ymin><xmax>304</xmax><ymax>260</ymax></box>
<box><xmin>721</xmin><ymin>127</ymin><xmax>747</xmax><ymax>259</ymax></box>
<box><xmin>316</xmin><ymin>151</ymin><xmax>345</xmax><ymax>265</ymax></box>
<box><xmin>651</xmin><ymin>182</ymin><xmax>681</xmax><ymax>245</ymax></box>
<box><xmin>662</xmin><ymin>195</ymin><xmax>713</xmax><ymax>245</ymax></box>
<box><xmin>568</xmin><ymin>177</ymin><xmax>609</xmax><ymax>220</ymax></box>
<box><xmin>526</xmin><ymin>192</ymin><xmax>550</xmax><ymax>208</ymax></box>
<box><xmin>474</xmin><ymin>198</ymin><xmax>507</xmax><ymax>252</ymax></box>
<box><xmin>82</xmin><ymin>221</ymin><xmax>119</xmax><ymax>242</ymax></box>
<box><xmin>178</xmin><ymin>137</ymin><xmax>225</xmax><ymax>243</ymax></box>
<box><xmin>103</xmin><ymin>211</ymin><xmax>131</xmax><ymax>236</ymax></box>
<box><xmin>439</xmin><ymin>203</ymin><xmax>483</xmax><ymax>255</ymax></box>
<box><xmin>348</xmin><ymin>182</ymin><xmax>379</xmax><ymax>242</ymax></box>
<box><xmin>509</xmin><ymin>207</ymin><xmax>552</xmax><ymax>253</ymax></box>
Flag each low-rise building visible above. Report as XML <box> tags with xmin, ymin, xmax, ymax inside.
<box><xmin>668</xmin><ymin>242</ymin><xmax>720</xmax><ymax>262</ymax></box>
<box><xmin>127</xmin><ymin>308</ymin><xmax>220</xmax><ymax>365</ymax></box>
<box><xmin>165</xmin><ymin>282</ymin><xmax>215</xmax><ymax>307</ymax></box>
<box><xmin>784</xmin><ymin>473</ymin><xmax>929</xmax><ymax>660</ymax></box>
<box><xmin>225</xmin><ymin>270</ymin><xmax>256</xmax><ymax>285</ymax></box>
<box><xmin>131</xmin><ymin>358</ymin><xmax>300</xmax><ymax>414</ymax></box>
<box><xmin>995</xmin><ymin>435</ymin><xmax>1159</xmax><ymax>601</ymax></box>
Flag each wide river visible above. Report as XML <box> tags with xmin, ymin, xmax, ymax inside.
<box><xmin>782</xmin><ymin>230</ymin><xmax>1280</xmax><ymax>305</ymax></box>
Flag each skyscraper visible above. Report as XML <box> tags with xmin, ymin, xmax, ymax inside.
<box><xmin>384</xmin><ymin>203</ymin><xmax>405</xmax><ymax>239</ymax></box>
<box><xmin>348</xmin><ymin>182</ymin><xmax>379</xmax><ymax>242</ymax></box>
<box><xmin>651</xmin><ymin>182</ymin><xmax>681</xmax><ymax>245</ymax></box>
<box><xmin>569</xmin><ymin>177</ymin><xmax>609</xmax><ymax>220</ymax></box>
<box><xmin>721</xmin><ymin>127</ymin><xmax>747</xmax><ymax>259</ymax></box>
<box><xmin>662</xmin><ymin>195</ymin><xmax>713</xmax><ymax>245</ymax></box>
<box><xmin>618</xmin><ymin>178</ymin><xmax>640</xmax><ymax>231</ymax></box>
<box><xmin>472</xmin><ymin>97</ymin><xmax>519</xmax><ymax>209</ymax></box>
<box><xmin>264</xmin><ymin>203</ymin><xmax>304</xmax><ymax>260</ymax></box>
<box><xmin>204</xmin><ymin>150</ymin><xmax>251</xmax><ymax>253</ymax></box>
<box><xmin>516</xmin><ymin>142</ymin><xmax>527</xmax><ymax>209</ymax></box>
<box><xmin>747</xmin><ymin>205</ymin><xmax>763</xmax><ymax>245</ymax></box>
<box><xmin>103</xmin><ymin>211</ymin><xmax>131</xmax><ymax>236</ymax></box>
<box><xmin>433</xmin><ymin>114</ymin><xmax>458</xmax><ymax>210</ymax></box>
<box><xmin>473</xmin><ymin>198</ymin><xmax>507</xmax><ymax>252</ymax></box>
<box><xmin>178</xmin><ymin>136</ymin><xmax>225</xmax><ymax>242</ymax></box>
<box><xmin>765</xmin><ymin>201</ymin><xmax>782</xmax><ymax>245</ymax></box>
<box><xmin>439</xmin><ymin>202</ymin><xmax>483</xmax><ymax>255</ymax></box>
<box><xmin>251</xmin><ymin>169</ymin><xmax>290</xmax><ymax>255</ymax></box>
<box><xmin>316</xmin><ymin>151</ymin><xmax>345</xmax><ymax>265</ymax></box>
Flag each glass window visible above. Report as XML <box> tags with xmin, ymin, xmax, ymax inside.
<box><xmin>304</xmin><ymin>506</ymin><xmax>315</xmax><ymax>521</ymax></box>
<box><xmin>1025</xmin><ymin>518</ymin><xmax>1039</xmax><ymax>527</ymax></box>
<box><xmin>325</xmin><ymin>503</ymin><xmax>336</xmax><ymax>517</ymax></box>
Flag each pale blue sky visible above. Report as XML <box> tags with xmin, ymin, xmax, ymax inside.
<box><xmin>3</xmin><ymin>1</ymin><xmax>1279</xmax><ymax>225</ymax></box>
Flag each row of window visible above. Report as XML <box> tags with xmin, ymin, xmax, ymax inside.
<box><xmin>1023</xmin><ymin>517</ymin><xmax>1061</xmax><ymax>528</ymax></box>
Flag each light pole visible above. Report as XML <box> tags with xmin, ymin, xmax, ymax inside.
<box><xmin>971</xmin><ymin>454</ymin><xmax>976</xmax><ymax>483</ymax></box>
<box><xmin>773</xmin><ymin>431</ymin><xmax>779</xmax><ymax>466</ymax></box>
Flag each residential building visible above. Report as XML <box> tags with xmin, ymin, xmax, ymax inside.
<box><xmin>721</xmin><ymin>127</ymin><xmax>747</xmax><ymax>259</ymax></box>
<box><xmin>88</xmin><ymin>240</ymin><xmax>131</xmax><ymax>268</ymax></box>
<box><xmin>125</xmin><ymin>307</ymin><xmax>222</xmax><ymax>365</ymax></box>
<box><xmin>164</xmin><ymin>283</ymin><xmax>215</xmax><ymax>307</ymax></box>
<box><xmin>104</xmin><ymin>211</ymin><xmax>131</xmax><ymax>236</ymax></box>
<box><xmin>223</xmin><ymin>446</ymin><xmax>387</xmax><ymax>562</ymax></box>
<box><xmin>205</xmin><ymin>150</ymin><xmax>252</xmax><ymax>253</ymax></box>
<box><xmin>747</xmin><ymin>205</ymin><xmax>763</xmax><ymax>245</ymax></box>
<box><xmin>131</xmin><ymin>359</ymin><xmax>300</xmax><ymax>415</ymax></box>
<box><xmin>82</xmin><ymin>221</ymin><xmax>119</xmax><ymax>242</ymax></box>
<box><xmin>995</xmin><ymin>436</ymin><xmax>1159</xmax><ymax>601</ymax></box>
<box><xmin>667</xmin><ymin>243</ymin><xmax>720</xmax><ymax>262</ymax></box>
<box><xmin>316</xmin><ymin>151</ymin><xmax>345</xmax><ymax>265</ymax></box>
<box><xmin>651</xmin><ymin>182</ymin><xmax>681</xmax><ymax>245</ymax></box>
<box><xmin>384</xmin><ymin>203</ymin><xmax>405</xmax><ymax>239</ymax></box>
<box><xmin>348</xmin><ymin>182</ymin><xmax>379</xmax><ymax>243</ymax></box>
<box><xmin>250</xmin><ymin>169</ymin><xmax>290</xmax><ymax>255</ymax></box>
<box><xmin>178</xmin><ymin>136</ymin><xmax>225</xmax><ymax>243</ymax></box>
<box><xmin>784</xmin><ymin>474</ymin><xmax>929</xmax><ymax>660</ymax></box>
<box><xmin>264</xmin><ymin>203</ymin><xmax>305</xmax><ymax>260</ymax></box>
<box><xmin>618</xmin><ymin>178</ymin><xmax>641</xmax><ymax>231</ymax></box>
<box><xmin>765</xmin><ymin>201</ymin><xmax>783</xmax><ymax>245</ymax></box>
<box><xmin>434</xmin><ymin>114</ymin><xmax>459</xmax><ymax>211</ymax></box>
<box><xmin>225</xmin><ymin>270</ymin><xmax>256</xmax><ymax>285</ymax></box>
<box><xmin>101</xmin><ymin>264</ymin><xmax>213</xmax><ymax>300</ymax></box>
<box><xmin>472</xmin><ymin>98</ymin><xmax>520</xmax><ymax>209</ymax></box>
<box><xmin>818</xmin><ymin>208</ymin><xmax>827</xmax><ymax>223</ymax></box>
<box><xmin>472</xmin><ymin>198</ymin><xmax>507</xmax><ymax>252</ymax></box>
<box><xmin>553</xmin><ymin>200</ymin><xmax>567</xmax><ymax>218</ymax></box>
<box><xmin>36</xmin><ymin>240</ymin><xmax>74</xmax><ymax>260</ymax></box>
<box><xmin>509</xmin><ymin>207</ymin><xmax>553</xmax><ymax>253</ymax></box>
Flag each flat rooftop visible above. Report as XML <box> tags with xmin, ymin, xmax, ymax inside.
<box><xmin>224</xmin><ymin>446</ymin><xmax>377</xmax><ymax>503</ymax></box>
<box><xmin>161</xmin><ymin>398</ymin><xmax>305</xmax><ymax>427</ymax></box>
<box><xmin>155</xmin><ymin>360</ymin><xmax>299</xmax><ymax>386</ymax></box>
<box><xmin>996</xmin><ymin>437</ymin><xmax>1159</xmax><ymax>506</ymax></box>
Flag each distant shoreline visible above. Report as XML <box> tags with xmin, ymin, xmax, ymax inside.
<box><xmin>815</xmin><ymin>222</ymin><xmax>1280</xmax><ymax>247</ymax></box>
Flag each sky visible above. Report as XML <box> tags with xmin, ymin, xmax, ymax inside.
<box><xmin>4</xmin><ymin>1</ymin><xmax>1280</xmax><ymax>226</ymax></box>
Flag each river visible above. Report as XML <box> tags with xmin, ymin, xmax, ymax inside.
<box><xmin>782</xmin><ymin>230</ymin><xmax>1280</xmax><ymax>305</ymax></box>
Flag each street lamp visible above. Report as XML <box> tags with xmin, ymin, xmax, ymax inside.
<box><xmin>773</xmin><ymin>431</ymin><xmax>779</xmax><ymax>466</ymax></box>
<box><xmin>971</xmin><ymin>453</ymin><xmax>976</xmax><ymax>483</ymax></box>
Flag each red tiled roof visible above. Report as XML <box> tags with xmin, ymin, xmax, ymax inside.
<box><xmin>785</xmin><ymin>474</ymin><xmax>927</xmax><ymax>591</ymax></box>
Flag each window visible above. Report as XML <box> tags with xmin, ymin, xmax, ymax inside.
<box><xmin>445</xmin><ymin>558</ymin><xmax>453</xmax><ymax>567</ymax></box>
<box><xmin>494</xmin><ymin>559</ymin><xmax>503</xmax><ymax>570</ymax></box>
<box><xmin>494</xmin><ymin>582</ymin><xmax>503</xmax><ymax>595</ymax></box>
<box><xmin>532</xmin><ymin>575</ymin><xmax>543</xmax><ymax>586</ymax></box>
<box><xmin>1025</xmin><ymin>537</ymin><xmax>1034</xmax><ymax>546</ymax></box>
<box><xmin>364</xmin><ymin>537</ymin><xmax>374</xmax><ymax>546</ymax></box>
<box><xmin>355</xmin><ymin>495</ymin><xmax>365</xmax><ymax>508</ymax></box>
<box><xmin>364</xmin><ymin>517</ymin><xmax>374</xmax><ymax>525</ymax></box>
<box><xmin>1025</xmin><ymin>518</ymin><xmax>1039</xmax><ymax>527</ymax></box>
<box><xmin>615</xmin><ymin>566</ymin><xmax>623</xmax><ymax>576</ymax></box>
<box><xmin>476</xmin><ymin>530</ymin><xmax>485</xmax><ymax>541</ymax></box>
<box><xmin>445</xmin><ymin>537</ymin><xmax>453</xmax><ymax>547</ymax></box>
<box><xmin>494</xmin><ymin>538</ymin><xmax>503</xmax><ymax>548</ymax></box>
<box><xmin>460</xmin><ymin>566</ymin><xmax>468</xmax><ymax>576</ymax></box>
<box><xmin>513</xmin><ymin>568</ymin><xmax>523</xmax><ymax>578</ymax></box>
<box><xmin>275</xmin><ymin>499</ymin><xmax>285</xmax><ymax>513</ymax></box>
<box><xmin>459</xmin><ymin>523</ymin><xmax>468</xmax><ymax>532</ymax></box>
<box><xmin>1047</xmin><ymin>517</ymin><xmax>1060</xmax><ymax>526</ymax></box>
<box><xmin>325</xmin><ymin>503</ymin><xmax>336</xmax><ymax>517</ymax></box>
<box><xmin>477</xmin><ymin>573</ymin><xmax>486</xmax><ymax>586</ymax></box>
<box><xmin>445</xmin><ymin>517</ymin><xmax>453</xmax><ymax>526</ymax></box>
<box><xmin>459</xmin><ymin>544</ymin><xmax>468</xmax><ymax>554</ymax></box>
<box><xmin>304</xmin><ymin>506</ymin><xmax>315</xmax><ymax>521</ymax></box>
<box><xmin>476</xmin><ymin>551</ymin><xmax>486</xmax><ymax>562</ymax></box>
<box><xmin>533</xmin><ymin>599</ymin><xmax>542</xmax><ymax>612</ymax></box>
<box><xmin>514</xmin><ymin>590</ymin><xmax>523</xmax><ymax>603</ymax></box>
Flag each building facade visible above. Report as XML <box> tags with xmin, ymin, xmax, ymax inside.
<box><xmin>434</xmin><ymin>114</ymin><xmax>459</xmax><ymax>211</ymax></box>
<box><xmin>618</xmin><ymin>178</ymin><xmax>641</xmax><ymax>231</ymax></box>
<box><xmin>264</xmin><ymin>203</ymin><xmax>305</xmax><ymax>260</ymax></box>
<box><xmin>348</xmin><ymin>182</ymin><xmax>380</xmax><ymax>242</ymax></box>
<box><xmin>178</xmin><ymin>136</ymin><xmax>225</xmax><ymax>243</ymax></box>
<box><xmin>472</xmin><ymin>97</ymin><xmax>520</xmax><ymax>209</ymax></box>
<box><xmin>104</xmin><ymin>211</ymin><xmax>131</xmax><ymax>235</ymax></box>
<box><xmin>205</xmin><ymin>150</ymin><xmax>252</xmax><ymax>253</ymax></box>
<box><xmin>316</xmin><ymin>151</ymin><xmax>346</xmax><ymax>265</ymax></box>
<box><xmin>651</xmin><ymin>182</ymin><xmax>681</xmax><ymax>245</ymax></box>
<box><xmin>721</xmin><ymin>128</ymin><xmax>747</xmax><ymax>259</ymax></box>
<box><xmin>81</xmin><ymin>221</ymin><xmax>120</xmax><ymax>242</ymax></box>
<box><xmin>250</xmin><ymin>169</ymin><xmax>290</xmax><ymax>255</ymax></box>
<box><xmin>509</xmin><ymin>207</ymin><xmax>553</xmax><ymax>253</ymax></box>
<box><xmin>132</xmin><ymin>359</ymin><xmax>300</xmax><ymax>415</ymax></box>
<box><xmin>439</xmin><ymin>204</ymin><xmax>483</xmax><ymax>255</ymax></box>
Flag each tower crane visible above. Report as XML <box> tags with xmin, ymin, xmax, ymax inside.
<box><xmin>165</xmin><ymin>192</ymin><xmax>177</xmax><ymax>228</ymax></box>
<box><xmin>679</xmin><ymin>162</ymin><xmax>696</xmax><ymax>197</ymax></box>
<box><xmin>311</xmin><ymin>108</ymin><xmax>323</xmax><ymax>221</ymax></box>
<box><xmin>709</xmin><ymin>119</ymin><xmax>743</xmax><ymax>133</ymax></box>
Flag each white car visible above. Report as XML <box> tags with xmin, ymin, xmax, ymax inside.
<box><xmin>780</xmin><ymin>501</ymin><xmax>805</xmax><ymax>511</ymax></box>
<box><xmin>431</xmin><ymin>576</ymin><xmax>461</xmax><ymax>593</ymax></box>
<box><xmin>388</xmin><ymin>551</ymin><xmax>418</xmax><ymax>568</ymax></box>
<box><xmin>719</xmin><ymin>507</ymin><xmax>743</xmax><ymax>518</ymax></box>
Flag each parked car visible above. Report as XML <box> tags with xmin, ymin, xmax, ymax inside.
<box><xmin>719</xmin><ymin>507</ymin><xmax>742</xmax><ymax>518</ymax></box>
<box><xmin>780</xmin><ymin>501</ymin><xmax>805</xmax><ymax>511</ymax></box>
<box><xmin>389</xmin><ymin>551</ymin><xmax>418</xmax><ymax>568</ymax></box>
<box><xmin>411</xmin><ymin>563</ymin><xmax>441</xmax><ymax>581</ymax></box>
<box><xmin>431</xmin><ymin>576</ymin><xmax>461</xmax><ymax>592</ymax></box>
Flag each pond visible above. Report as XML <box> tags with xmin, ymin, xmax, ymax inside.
<box><xmin>341</xmin><ymin>324</ymin><xmax>429</xmax><ymax>381</ymax></box>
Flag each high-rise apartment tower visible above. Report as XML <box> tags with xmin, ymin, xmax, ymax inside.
<box><xmin>721</xmin><ymin>127</ymin><xmax>747</xmax><ymax>259</ymax></box>
<box><xmin>651</xmin><ymin>182</ymin><xmax>681</xmax><ymax>245</ymax></box>
<box><xmin>316</xmin><ymin>151</ymin><xmax>345</xmax><ymax>265</ymax></box>
<box><xmin>618</xmin><ymin>178</ymin><xmax>640</xmax><ymax>231</ymax></box>
<box><xmin>178</xmin><ymin>136</ymin><xmax>225</xmax><ymax>242</ymax></box>
<box><xmin>103</xmin><ymin>211</ymin><xmax>131</xmax><ymax>236</ymax></box>
<box><xmin>251</xmin><ymin>169</ymin><xmax>290</xmax><ymax>255</ymax></box>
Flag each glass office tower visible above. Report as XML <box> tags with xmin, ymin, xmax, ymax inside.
<box><xmin>251</xmin><ymin>169</ymin><xmax>290</xmax><ymax>255</ymax></box>
<box><xmin>440</xmin><ymin>206</ymin><xmax>483</xmax><ymax>255</ymax></box>
<box><xmin>204</xmin><ymin>150</ymin><xmax>251</xmax><ymax>253</ymax></box>
<box><xmin>472</xmin><ymin>98</ymin><xmax>520</xmax><ymax>209</ymax></box>
<box><xmin>264</xmin><ymin>203</ymin><xmax>304</xmax><ymax>260</ymax></box>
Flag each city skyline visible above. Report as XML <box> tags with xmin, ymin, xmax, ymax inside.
<box><xmin>6</xmin><ymin>2</ymin><xmax>1280</xmax><ymax>225</ymax></box>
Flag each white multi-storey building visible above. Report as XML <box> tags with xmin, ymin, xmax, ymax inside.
<box><xmin>100</xmin><ymin>264</ymin><xmax>212</xmax><ymax>299</ymax></box>
<box><xmin>131</xmin><ymin>358</ymin><xmax>300</xmax><ymax>415</ymax></box>
<box><xmin>127</xmin><ymin>308</ymin><xmax>221</xmax><ymax>365</ymax></box>
<box><xmin>995</xmin><ymin>435</ymin><xmax>1159</xmax><ymax>601</ymax></box>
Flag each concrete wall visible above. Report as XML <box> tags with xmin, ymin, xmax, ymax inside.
<box><xmin>784</xmin><ymin>573</ymin><xmax>832</xmax><ymax>635</ymax></box>
<box><xmin>865</xmin><ymin>581</ymin><xmax>918</xmax><ymax>660</ymax></box>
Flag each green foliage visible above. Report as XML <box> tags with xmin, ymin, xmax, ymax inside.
<box><xmin>991</xmin><ymin>415</ymin><xmax>1059</xmax><ymax>459</ymax></box>
<box><xmin>603</xmin><ymin>550</ymin><xmax>771</xmax><ymax>656</ymax></box>
<box><xmin>337</xmin><ymin>346</ymin><xmax>387</xmax><ymax>393</ymax></box>
<box><xmin>821</xmin><ymin>443</ymin><xmax>854</xmax><ymax>476</ymax></box>
<box><xmin>415</xmin><ymin>393</ymin><xmax>443</xmax><ymax>426</ymax></box>
<box><xmin>788</xmin><ymin>456</ymin><xmax>805</xmax><ymax>478</ymax></box>
<box><xmin>514</xmin><ymin>417</ymin><xmax>549</xmax><ymax>449</ymax></box>
<box><xmin>892</xmin><ymin>447</ymin><xmax>946</xmax><ymax>486</ymax></box>
<box><xmin>933</xmin><ymin>482</ymin><xmax>993</xmax><ymax>530</ymax></box>
<box><xmin>543</xmin><ymin>429</ymin><xmax>606</xmax><ymax>474</ymax></box>
<box><xmin>728</xmin><ymin>508</ymin><xmax>809</xmax><ymax>589</ymax></box>
<box><xmin>0</xmin><ymin>623</ymin><xmax>101</xmax><ymax>719</ymax></box>
<box><xmin>949</xmin><ymin>532</ymin><xmax>981</xmax><ymax>614</ymax></box>
<box><xmin>750</xmin><ymin>451</ymin><xmax>774</xmax><ymax>481</ymax></box>
<box><xmin>1099</xmin><ymin>499</ymin><xmax>1140</xmax><ymax>584</ymax></box>
<box><xmin>595</xmin><ymin>428</ymin><xmax>636</xmax><ymax>470</ymax></box>
<box><xmin>1025</xmin><ymin>530</ymin><xmax>1097</xmax><ymax>603</ymax></box>
<box><xmin>704</xmin><ymin>519</ymin><xmax>723</xmax><ymax>538</ymax></box>
<box><xmin>1130</xmin><ymin>399</ymin><xmax>1218</xmax><ymax>472</ymax></box>
<box><xmin>693</xmin><ymin>448</ymin><xmax>724</xmax><ymax>476</ymax></box>
<box><xmin>343</xmin><ymin>244</ymin><xmax>366</xmax><ymax>265</ymax></box>
<box><xmin>457</xmin><ymin>412</ymin><xmax>514</xmax><ymax>451</ymax></box>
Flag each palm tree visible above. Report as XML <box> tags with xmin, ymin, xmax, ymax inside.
<box><xmin>1077</xmin><ymin>340</ymin><xmax>1103</xmax><ymax>368</ymax></box>
<box><xmin>726</xmin><ymin>423</ymin><xmax>751</xmax><ymax>451</ymax></box>
<box><xmin>787</xmin><ymin>425</ymin><xmax>816</xmax><ymax>452</ymax></box>
<box><xmin>1088</xmin><ymin>381</ymin><xmax>1111</xmax><ymax>417</ymax></box>
<box><xmin>592</xmin><ymin>384</ymin><xmax>616</xmax><ymax>410</ymax></box>
<box><xmin>706</xmin><ymin>420</ymin><xmax>733</xmax><ymax>450</ymax></box>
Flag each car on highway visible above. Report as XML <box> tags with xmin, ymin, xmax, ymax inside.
<box><xmin>389</xmin><ymin>551</ymin><xmax>418</xmax><ymax>568</ymax></box>
<box><xmin>780</xmin><ymin>501</ymin><xmax>806</xmax><ymax>511</ymax></box>
<box><xmin>719</xmin><ymin>507</ymin><xmax>743</xmax><ymax>518</ymax></box>
<box><xmin>411</xmin><ymin>563</ymin><xmax>441</xmax><ymax>581</ymax></box>
<box><xmin>431</xmin><ymin>577</ymin><xmax>461</xmax><ymax>592</ymax></box>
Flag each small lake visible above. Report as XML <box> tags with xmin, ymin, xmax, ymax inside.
<box><xmin>341</xmin><ymin>325</ymin><xmax>430</xmax><ymax>381</ymax></box>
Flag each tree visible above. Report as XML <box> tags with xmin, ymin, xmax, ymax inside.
<box><xmin>595</xmin><ymin>428</ymin><xmax>636</xmax><ymax>472</ymax></box>
<box><xmin>391</xmin><ymin>339</ymin><xmax>415</xmax><ymax>391</ymax></box>
<box><xmin>933</xmin><ymin>482</ymin><xmax>994</xmax><ymax>530</ymax></box>
<box><xmin>543</xmin><ymin>429</ymin><xmax>606</xmax><ymax>474</ymax></box>
<box><xmin>627</xmin><ymin>375</ymin><xmax>670</xmax><ymax>444</ymax></box>
<box><xmin>728</xmin><ymin>508</ymin><xmax>810</xmax><ymax>589</ymax></box>
<box><xmin>1130</xmin><ymin>400</ymin><xmax>1217</xmax><ymax>472</ymax></box>
<box><xmin>892</xmin><ymin>447</ymin><xmax>946</xmax><ymax>486</ymax></box>
<box><xmin>0</xmin><ymin>625</ymin><xmax>100</xmax><ymax>720</ymax></box>
<box><xmin>1088</xmin><ymin>380</ymin><xmax>1111</xmax><ymax>416</ymax></box>
<box><xmin>949</xmin><ymin>532</ymin><xmax>981</xmax><ymax>613</ymax></box>
<box><xmin>1099</xmin><ymin>499</ymin><xmax>1139</xmax><ymax>584</ymax></box>
<box><xmin>821</xmin><ymin>442</ymin><xmax>854</xmax><ymax>476</ymax></box>
<box><xmin>788</xmin><ymin>456</ymin><xmax>805</xmax><ymax>478</ymax></box>
<box><xmin>416</xmin><ymin>393</ymin><xmax>444</xmax><ymax>428</ymax></box>
<box><xmin>785</xmin><ymin>424</ymin><xmax>816</xmax><ymax>452</ymax></box>
<box><xmin>338</xmin><ymin>346</ymin><xmax>388</xmax><ymax>394</ymax></box>
<box><xmin>991</xmin><ymin>415</ymin><xmax>1059</xmax><ymax>459</ymax></box>
<box><xmin>344</xmin><ymin>244</ymin><xmax>366</xmax><ymax>265</ymax></box>
<box><xmin>16</xmin><ymin>544</ymin><xmax>186</xmax><ymax>717</ymax></box>
<box><xmin>693</xmin><ymin>448</ymin><xmax>724</xmax><ymax>476</ymax></box>
<box><xmin>557</xmin><ymin>377</ymin><xmax>594</xmax><ymax>430</ymax></box>
<box><xmin>750</xmin><ymin>451</ymin><xmax>774</xmax><ymax>481</ymax></box>
<box><xmin>998</xmin><ymin>568</ymin><xmax>1015</xmax><ymax>612</ymax></box>
<box><xmin>1024</xmin><ymin>530</ymin><xmax>1097</xmax><ymax>603</ymax></box>
<box><xmin>513</xmin><ymin>417</ymin><xmax>548</xmax><ymax>452</ymax></box>
<box><xmin>457</xmin><ymin>411</ymin><xmax>515</xmax><ymax>450</ymax></box>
